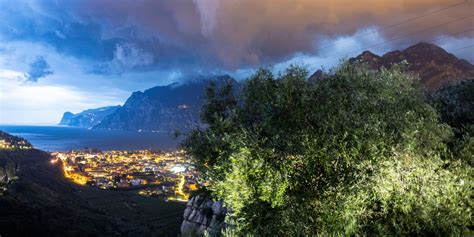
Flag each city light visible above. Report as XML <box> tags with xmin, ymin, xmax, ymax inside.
<box><xmin>52</xmin><ymin>149</ymin><xmax>200</xmax><ymax>201</ymax></box>
<box><xmin>171</xmin><ymin>165</ymin><xmax>186</xmax><ymax>173</ymax></box>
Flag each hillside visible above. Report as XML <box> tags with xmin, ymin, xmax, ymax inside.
<box><xmin>0</xmin><ymin>130</ymin><xmax>32</xmax><ymax>149</ymax></box>
<box><xmin>0</xmin><ymin>148</ymin><xmax>122</xmax><ymax>236</ymax></box>
<box><xmin>345</xmin><ymin>42</ymin><xmax>474</xmax><ymax>90</ymax></box>
<box><xmin>0</xmin><ymin>131</ymin><xmax>185</xmax><ymax>236</ymax></box>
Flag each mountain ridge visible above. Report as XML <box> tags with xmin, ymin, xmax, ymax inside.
<box><xmin>63</xmin><ymin>43</ymin><xmax>474</xmax><ymax>131</ymax></box>
<box><xmin>346</xmin><ymin>42</ymin><xmax>474</xmax><ymax>89</ymax></box>
<box><xmin>58</xmin><ymin>105</ymin><xmax>121</xmax><ymax>128</ymax></box>
<box><xmin>93</xmin><ymin>75</ymin><xmax>236</xmax><ymax>132</ymax></box>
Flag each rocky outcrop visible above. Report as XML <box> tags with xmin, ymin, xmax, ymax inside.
<box><xmin>58</xmin><ymin>105</ymin><xmax>121</xmax><ymax>128</ymax></box>
<box><xmin>349</xmin><ymin>42</ymin><xmax>474</xmax><ymax>90</ymax></box>
<box><xmin>181</xmin><ymin>194</ymin><xmax>227</xmax><ymax>236</ymax></box>
<box><xmin>308</xmin><ymin>69</ymin><xmax>325</xmax><ymax>82</ymax></box>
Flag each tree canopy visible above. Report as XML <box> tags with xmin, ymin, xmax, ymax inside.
<box><xmin>182</xmin><ymin>63</ymin><xmax>473</xmax><ymax>236</ymax></box>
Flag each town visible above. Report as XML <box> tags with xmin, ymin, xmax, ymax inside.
<box><xmin>0</xmin><ymin>131</ymin><xmax>32</xmax><ymax>150</ymax></box>
<box><xmin>51</xmin><ymin>149</ymin><xmax>199</xmax><ymax>202</ymax></box>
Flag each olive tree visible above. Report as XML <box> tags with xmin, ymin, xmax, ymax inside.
<box><xmin>183</xmin><ymin>64</ymin><xmax>473</xmax><ymax>236</ymax></box>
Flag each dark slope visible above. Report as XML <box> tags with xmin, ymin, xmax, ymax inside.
<box><xmin>0</xmin><ymin>131</ymin><xmax>185</xmax><ymax>236</ymax></box>
<box><xmin>0</xmin><ymin>148</ymin><xmax>122</xmax><ymax>237</ymax></box>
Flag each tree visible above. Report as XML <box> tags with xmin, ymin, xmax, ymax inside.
<box><xmin>430</xmin><ymin>79</ymin><xmax>474</xmax><ymax>165</ymax></box>
<box><xmin>183</xmin><ymin>64</ymin><xmax>473</xmax><ymax>236</ymax></box>
<box><xmin>430</xmin><ymin>79</ymin><xmax>474</xmax><ymax>135</ymax></box>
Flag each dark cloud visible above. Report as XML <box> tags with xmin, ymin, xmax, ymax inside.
<box><xmin>26</xmin><ymin>57</ymin><xmax>53</xmax><ymax>82</ymax></box>
<box><xmin>1</xmin><ymin>0</ymin><xmax>473</xmax><ymax>74</ymax></box>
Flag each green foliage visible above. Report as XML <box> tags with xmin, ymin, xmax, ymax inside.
<box><xmin>182</xmin><ymin>80</ymin><xmax>238</xmax><ymax>179</ymax></box>
<box><xmin>430</xmin><ymin>79</ymin><xmax>474</xmax><ymax>135</ymax></box>
<box><xmin>315</xmin><ymin>152</ymin><xmax>472</xmax><ymax>236</ymax></box>
<box><xmin>451</xmin><ymin>131</ymin><xmax>474</xmax><ymax>166</ymax></box>
<box><xmin>430</xmin><ymin>80</ymin><xmax>474</xmax><ymax>166</ymax></box>
<box><xmin>183</xmin><ymin>63</ymin><xmax>473</xmax><ymax>236</ymax></box>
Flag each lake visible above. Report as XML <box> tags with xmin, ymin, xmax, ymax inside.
<box><xmin>0</xmin><ymin>125</ymin><xmax>179</xmax><ymax>151</ymax></box>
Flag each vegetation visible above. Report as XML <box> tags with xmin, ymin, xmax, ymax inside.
<box><xmin>430</xmin><ymin>79</ymin><xmax>474</xmax><ymax>135</ymax></box>
<box><xmin>182</xmin><ymin>63</ymin><xmax>473</xmax><ymax>236</ymax></box>
<box><xmin>431</xmin><ymin>79</ymin><xmax>474</xmax><ymax>166</ymax></box>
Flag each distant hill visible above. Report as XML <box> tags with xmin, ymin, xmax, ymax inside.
<box><xmin>0</xmin><ymin>130</ymin><xmax>32</xmax><ymax>149</ymax></box>
<box><xmin>339</xmin><ymin>42</ymin><xmax>474</xmax><ymax>90</ymax></box>
<box><xmin>93</xmin><ymin>75</ymin><xmax>236</xmax><ymax>132</ymax></box>
<box><xmin>58</xmin><ymin>105</ymin><xmax>121</xmax><ymax>128</ymax></box>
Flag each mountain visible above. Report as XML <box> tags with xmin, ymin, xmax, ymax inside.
<box><xmin>94</xmin><ymin>75</ymin><xmax>236</xmax><ymax>132</ymax></box>
<box><xmin>58</xmin><ymin>105</ymin><xmax>121</xmax><ymax>128</ymax></box>
<box><xmin>77</xmin><ymin>42</ymin><xmax>474</xmax><ymax>132</ymax></box>
<box><xmin>346</xmin><ymin>42</ymin><xmax>474</xmax><ymax>90</ymax></box>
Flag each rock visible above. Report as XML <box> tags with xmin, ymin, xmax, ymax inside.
<box><xmin>181</xmin><ymin>194</ymin><xmax>227</xmax><ymax>236</ymax></box>
<box><xmin>211</xmin><ymin>200</ymin><xmax>226</xmax><ymax>216</ymax></box>
<box><xmin>308</xmin><ymin>69</ymin><xmax>325</xmax><ymax>82</ymax></box>
<box><xmin>58</xmin><ymin>106</ymin><xmax>121</xmax><ymax>128</ymax></box>
<box><xmin>347</xmin><ymin>42</ymin><xmax>474</xmax><ymax>90</ymax></box>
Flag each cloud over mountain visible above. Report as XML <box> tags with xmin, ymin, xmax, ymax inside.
<box><xmin>92</xmin><ymin>43</ymin><xmax>154</xmax><ymax>75</ymax></box>
<box><xmin>1</xmin><ymin>0</ymin><xmax>472</xmax><ymax>73</ymax></box>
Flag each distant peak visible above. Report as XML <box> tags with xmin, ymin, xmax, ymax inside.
<box><xmin>308</xmin><ymin>69</ymin><xmax>324</xmax><ymax>82</ymax></box>
<box><xmin>361</xmin><ymin>50</ymin><xmax>377</xmax><ymax>57</ymax></box>
<box><xmin>404</xmin><ymin>42</ymin><xmax>446</xmax><ymax>53</ymax></box>
<box><xmin>348</xmin><ymin>42</ymin><xmax>474</xmax><ymax>90</ymax></box>
<box><xmin>349</xmin><ymin>50</ymin><xmax>381</xmax><ymax>66</ymax></box>
<box><xmin>411</xmin><ymin>42</ymin><xmax>438</xmax><ymax>48</ymax></box>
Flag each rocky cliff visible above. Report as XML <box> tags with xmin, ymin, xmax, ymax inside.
<box><xmin>181</xmin><ymin>194</ymin><xmax>227</xmax><ymax>236</ymax></box>
<box><xmin>58</xmin><ymin>105</ymin><xmax>121</xmax><ymax>128</ymax></box>
<box><xmin>347</xmin><ymin>42</ymin><xmax>474</xmax><ymax>90</ymax></box>
<box><xmin>93</xmin><ymin>75</ymin><xmax>236</xmax><ymax>132</ymax></box>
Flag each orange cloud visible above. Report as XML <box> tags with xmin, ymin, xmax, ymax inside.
<box><xmin>54</xmin><ymin>0</ymin><xmax>474</xmax><ymax>68</ymax></box>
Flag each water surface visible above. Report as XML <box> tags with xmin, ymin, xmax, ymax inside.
<box><xmin>0</xmin><ymin>125</ymin><xmax>178</xmax><ymax>151</ymax></box>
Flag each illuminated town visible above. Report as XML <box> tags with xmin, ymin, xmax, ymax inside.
<box><xmin>0</xmin><ymin>131</ymin><xmax>32</xmax><ymax>150</ymax></box>
<box><xmin>51</xmin><ymin>149</ymin><xmax>199</xmax><ymax>201</ymax></box>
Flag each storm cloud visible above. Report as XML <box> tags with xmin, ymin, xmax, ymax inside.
<box><xmin>1</xmin><ymin>0</ymin><xmax>473</xmax><ymax>73</ymax></box>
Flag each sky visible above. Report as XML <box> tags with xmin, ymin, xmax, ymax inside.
<box><xmin>0</xmin><ymin>0</ymin><xmax>473</xmax><ymax>125</ymax></box>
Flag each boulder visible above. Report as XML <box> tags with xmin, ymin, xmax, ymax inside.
<box><xmin>180</xmin><ymin>194</ymin><xmax>227</xmax><ymax>236</ymax></box>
